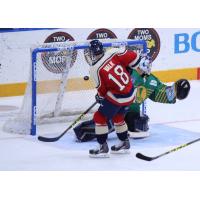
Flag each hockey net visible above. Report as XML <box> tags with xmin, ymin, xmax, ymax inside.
<box><xmin>3</xmin><ymin>39</ymin><xmax>147</xmax><ymax>135</ymax></box>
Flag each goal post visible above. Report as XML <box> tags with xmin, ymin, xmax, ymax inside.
<box><xmin>4</xmin><ymin>39</ymin><xmax>147</xmax><ymax>136</ymax></box>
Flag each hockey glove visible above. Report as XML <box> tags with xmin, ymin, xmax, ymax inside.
<box><xmin>95</xmin><ymin>93</ymin><xmax>104</xmax><ymax>104</ymax></box>
<box><xmin>175</xmin><ymin>79</ymin><xmax>190</xmax><ymax>100</ymax></box>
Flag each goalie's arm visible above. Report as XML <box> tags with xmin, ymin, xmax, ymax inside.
<box><xmin>149</xmin><ymin>77</ymin><xmax>190</xmax><ymax>103</ymax></box>
<box><xmin>147</xmin><ymin>74</ymin><xmax>176</xmax><ymax>104</ymax></box>
<box><xmin>149</xmin><ymin>84</ymin><xmax>176</xmax><ymax>104</ymax></box>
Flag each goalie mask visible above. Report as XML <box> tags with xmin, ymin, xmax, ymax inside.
<box><xmin>87</xmin><ymin>39</ymin><xmax>104</xmax><ymax>65</ymax></box>
<box><xmin>138</xmin><ymin>55</ymin><xmax>152</xmax><ymax>75</ymax></box>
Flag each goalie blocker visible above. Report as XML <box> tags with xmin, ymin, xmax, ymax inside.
<box><xmin>73</xmin><ymin>112</ymin><xmax>149</xmax><ymax>142</ymax></box>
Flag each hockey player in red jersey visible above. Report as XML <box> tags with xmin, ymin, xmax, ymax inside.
<box><xmin>88</xmin><ymin>40</ymin><xmax>142</xmax><ymax>157</ymax></box>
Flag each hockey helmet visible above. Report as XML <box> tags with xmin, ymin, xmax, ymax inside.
<box><xmin>89</xmin><ymin>39</ymin><xmax>104</xmax><ymax>56</ymax></box>
<box><xmin>138</xmin><ymin>55</ymin><xmax>152</xmax><ymax>75</ymax></box>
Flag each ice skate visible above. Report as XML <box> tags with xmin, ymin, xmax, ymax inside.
<box><xmin>89</xmin><ymin>142</ymin><xmax>109</xmax><ymax>158</ymax></box>
<box><xmin>111</xmin><ymin>139</ymin><xmax>130</xmax><ymax>154</ymax></box>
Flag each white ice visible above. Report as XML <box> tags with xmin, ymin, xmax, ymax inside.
<box><xmin>0</xmin><ymin>80</ymin><xmax>200</xmax><ymax>170</ymax></box>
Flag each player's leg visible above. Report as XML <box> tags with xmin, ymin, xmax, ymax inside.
<box><xmin>111</xmin><ymin>111</ymin><xmax>131</xmax><ymax>154</ymax></box>
<box><xmin>89</xmin><ymin>99</ymin><xmax>122</xmax><ymax>157</ymax></box>
<box><xmin>89</xmin><ymin>111</ymin><xmax>109</xmax><ymax>158</ymax></box>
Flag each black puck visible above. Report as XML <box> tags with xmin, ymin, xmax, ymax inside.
<box><xmin>84</xmin><ymin>76</ymin><xmax>89</xmax><ymax>80</ymax></box>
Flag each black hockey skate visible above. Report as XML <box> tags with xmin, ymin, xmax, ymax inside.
<box><xmin>89</xmin><ymin>142</ymin><xmax>109</xmax><ymax>158</ymax></box>
<box><xmin>111</xmin><ymin>139</ymin><xmax>131</xmax><ymax>154</ymax></box>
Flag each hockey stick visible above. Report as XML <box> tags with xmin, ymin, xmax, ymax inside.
<box><xmin>38</xmin><ymin>101</ymin><xmax>97</xmax><ymax>142</ymax></box>
<box><xmin>136</xmin><ymin>137</ymin><xmax>200</xmax><ymax>161</ymax></box>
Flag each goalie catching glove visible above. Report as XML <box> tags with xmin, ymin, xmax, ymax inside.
<box><xmin>175</xmin><ymin>79</ymin><xmax>190</xmax><ymax>100</ymax></box>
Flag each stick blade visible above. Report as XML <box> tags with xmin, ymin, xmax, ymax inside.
<box><xmin>136</xmin><ymin>153</ymin><xmax>154</xmax><ymax>161</ymax></box>
<box><xmin>38</xmin><ymin>136</ymin><xmax>60</xmax><ymax>142</ymax></box>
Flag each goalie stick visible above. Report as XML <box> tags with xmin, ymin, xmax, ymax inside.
<box><xmin>136</xmin><ymin>137</ymin><xmax>200</xmax><ymax>161</ymax></box>
<box><xmin>38</xmin><ymin>101</ymin><xmax>97</xmax><ymax>142</ymax></box>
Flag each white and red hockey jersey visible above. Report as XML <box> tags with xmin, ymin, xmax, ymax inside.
<box><xmin>90</xmin><ymin>48</ymin><xmax>140</xmax><ymax>106</ymax></box>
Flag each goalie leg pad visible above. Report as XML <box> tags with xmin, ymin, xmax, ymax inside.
<box><xmin>125</xmin><ymin>112</ymin><xmax>149</xmax><ymax>132</ymax></box>
<box><xmin>129</xmin><ymin>130</ymin><xmax>150</xmax><ymax>139</ymax></box>
<box><xmin>73</xmin><ymin>119</ymin><xmax>115</xmax><ymax>142</ymax></box>
<box><xmin>125</xmin><ymin>112</ymin><xmax>150</xmax><ymax>138</ymax></box>
<box><xmin>73</xmin><ymin>120</ymin><xmax>96</xmax><ymax>142</ymax></box>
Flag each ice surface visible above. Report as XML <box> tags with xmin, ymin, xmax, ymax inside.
<box><xmin>0</xmin><ymin>81</ymin><xmax>200</xmax><ymax>170</ymax></box>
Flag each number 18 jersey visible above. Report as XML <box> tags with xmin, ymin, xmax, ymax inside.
<box><xmin>90</xmin><ymin>48</ymin><xmax>140</xmax><ymax>106</ymax></box>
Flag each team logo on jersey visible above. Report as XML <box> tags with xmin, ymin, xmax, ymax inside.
<box><xmin>42</xmin><ymin>32</ymin><xmax>77</xmax><ymax>74</ymax></box>
<box><xmin>128</xmin><ymin>28</ymin><xmax>160</xmax><ymax>62</ymax></box>
<box><xmin>84</xmin><ymin>28</ymin><xmax>117</xmax><ymax>65</ymax></box>
<box><xmin>135</xmin><ymin>86</ymin><xmax>147</xmax><ymax>103</ymax></box>
<box><xmin>149</xmin><ymin>80</ymin><xmax>157</xmax><ymax>87</ymax></box>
